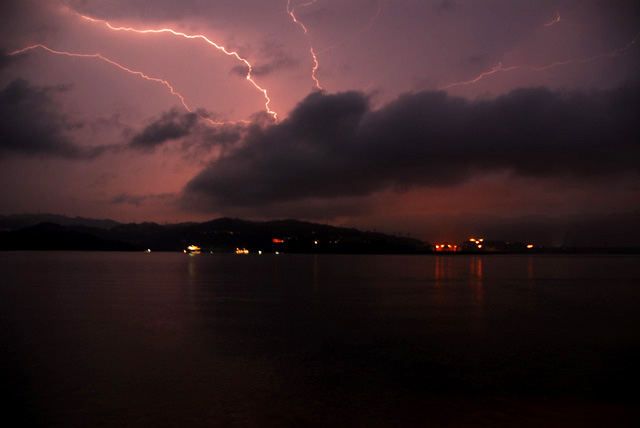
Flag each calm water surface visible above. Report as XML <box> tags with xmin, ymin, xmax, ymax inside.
<box><xmin>1</xmin><ymin>252</ymin><xmax>638</xmax><ymax>427</ymax></box>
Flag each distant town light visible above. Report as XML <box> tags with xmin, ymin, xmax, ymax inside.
<box><xmin>435</xmin><ymin>243</ymin><xmax>458</xmax><ymax>252</ymax></box>
<box><xmin>185</xmin><ymin>245</ymin><xmax>201</xmax><ymax>254</ymax></box>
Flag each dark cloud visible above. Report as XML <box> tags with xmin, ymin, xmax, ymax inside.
<box><xmin>184</xmin><ymin>82</ymin><xmax>640</xmax><ymax>211</ymax></box>
<box><xmin>181</xmin><ymin>125</ymin><xmax>244</xmax><ymax>154</ymax></box>
<box><xmin>130</xmin><ymin>108</ymin><xmax>245</xmax><ymax>153</ymax></box>
<box><xmin>229</xmin><ymin>40</ymin><xmax>299</xmax><ymax>78</ymax></box>
<box><xmin>236</xmin><ymin>57</ymin><xmax>297</xmax><ymax>78</ymax></box>
<box><xmin>0</xmin><ymin>79</ymin><xmax>105</xmax><ymax>158</ymax></box>
<box><xmin>229</xmin><ymin>64</ymin><xmax>250</xmax><ymax>78</ymax></box>
<box><xmin>130</xmin><ymin>108</ymin><xmax>198</xmax><ymax>150</ymax></box>
<box><xmin>252</xmin><ymin>40</ymin><xmax>299</xmax><ymax>77</ymax></box>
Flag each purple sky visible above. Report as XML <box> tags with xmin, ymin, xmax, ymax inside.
<box><xmin>1</xmin><ymin>0</ymin><xmax>639</xmax><ymax>242</ymax></box>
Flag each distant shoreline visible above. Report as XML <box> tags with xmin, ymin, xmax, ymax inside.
<box><xmin>2</xmin><ymin>214</ymin><xmax>640</xmax><ymax>255</ymax></box>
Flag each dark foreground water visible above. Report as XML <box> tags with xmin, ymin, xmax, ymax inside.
<box><xmin>1</xmin><ymin>252</ymin><xmax>638</xmax><ymax>427</ymax></box>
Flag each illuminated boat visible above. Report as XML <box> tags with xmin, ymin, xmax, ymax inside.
<box><xmin>184</xmin><ymin>245</ymin><xmax>201</xmax><ymax>254</ymax></box>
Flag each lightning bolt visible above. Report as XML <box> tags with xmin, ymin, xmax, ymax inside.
<box><xmin>441</xmin><ymin>32</ymin><xmax>640</xmax><ymax>90</ymax></box>
<box><xmin>286</xmin><ymin>0</ymin><xmax>312</xmax><ymax>34</ymax></box>
<box><xmin>8</xmin><ymin>44</ymin><xmax>238</xmax><ymax>126</ymax></box>
<box><xmin>543</xmin><ymin>10</ymin><xmax>562</xmax><ymax>27</ymax></box>
<box><xmin>441</xmin><ymin>62</ymin><xmax>505</xmax><ymax>90</ymax></box>
<box><xmin>286</xmin><ymin>0</ymin><xmax>382</xmax><ymax>91</ymax></box>
<box><xmin>286</xmin><ymin>0</ymin><xmax>322</xmax><ymax>90</ymax></box>
<box><xmin>77</xmin><ymin>13</ymin><xmax>278</xmax><ymax>122</ymax></box>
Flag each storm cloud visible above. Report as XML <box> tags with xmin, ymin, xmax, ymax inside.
<box><xmin>185</xmin><ymin>82</ymin><xmax>640</xmax><ymax>209</ymax></box>
<box><xmin>0</xmin><ymin>79</ymin><xmax>104</xmax><ymax>159</ymax></box>
<box><xmin>130</xmin><ymin>108</ymin><xmax>245</xmax><ymax>153</ymax></box>
<box><xmin>130</xmin><ymin>108</ymin><xmax>199</xmax><ymax>150</ymax></box>
<box><xmin>230</xmin><ymin>40</ymin><xmax>299</xmax><ymax>78</ymax></box>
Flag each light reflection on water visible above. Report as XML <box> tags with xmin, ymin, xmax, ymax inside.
<box><xmin>0</xmin><ymin>252</ymin><xmax>638</xmax><ymax>427</ymax></box>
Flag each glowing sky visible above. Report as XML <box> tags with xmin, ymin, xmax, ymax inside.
<box><xmin>1</xmin><ymin>0</ymin><xmax>639</xmax><ymax>241</ymax></box>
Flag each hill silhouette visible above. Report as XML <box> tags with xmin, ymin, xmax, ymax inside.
<box><xmin>0</xmin><ymin>215</ymin><xmax>428</xmax><ymax>253</ymax></box>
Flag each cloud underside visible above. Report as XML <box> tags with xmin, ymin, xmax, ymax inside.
<box><xmin>2</xmin><ymin>72</ymin><xmax>638</xmax><ymax>217</ymax></box>
<box><xmin>128</xmin><ymin>107</ymin><xmax>244</xmax><ymax>152</ymax></box>
<box><xmin>0</xmin><ymin>79</ymin><xmax>104</xmax><ymax>158</ymax></box>
<box><xmin>184</xmin><ymin>82</ymin><xmax>640</xmax><ymax>210</ymax></box>
<box><xmin>130</xmin><ymin>108</ymin><xmax>199</xmax><ymax>149</ymax></box>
